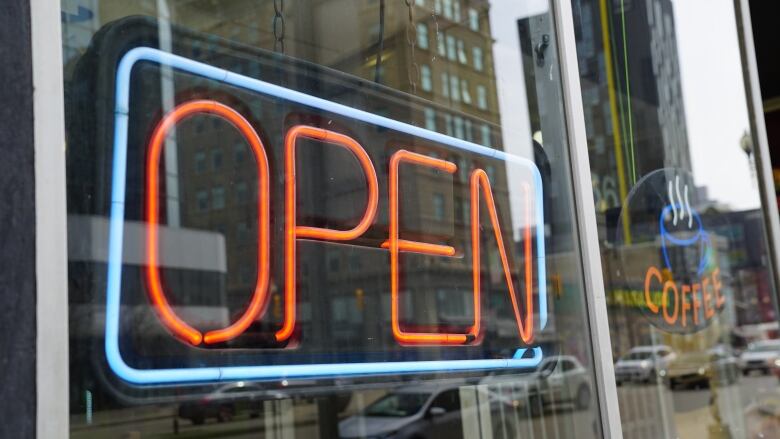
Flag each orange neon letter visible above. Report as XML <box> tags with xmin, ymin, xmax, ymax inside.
<box><xmin>471</xmin><ymin>169</ymin><xmax>535</xmax><ymax>344</ymax></box>
<box><xmin>702</xmin><ymin>277</ymin><xmax>714</xmax><ymax>320</ymax></box>
<box><xmin>681</xmin><ymin>284</ymin><xmax>691</xmax><ymax>328</ymax></box>
<box><xmin>713</xmin><ymin>268</ymin><xmax>725</xmax><ymax>308</ymax></box>
<box><xmin>389</xmin><ymin>150</ymin><xmax>460</xmax><ymax>345</ymax></box>
<box><xmin>279</xmin><ymin>125</ymin><xmax>379</xmax><ymax>342</ymax></box>
<box><xmin>691</xmin><ymin>283</ymin><xmax>702</xmax><ymax>325</ymax></box>
<box><xmin>644</xmin><ymin>266</ymin><xmax>662</xmax><ymax>314</ymax></box>
<box><xmin>146</xmin><ymin>100</ymin><xmax>271</xmax><ymax>346</ymax></box>
<box><xmin>662</xmin><ymin>280</ymin><xmax>679</xmax><ymax>325</ymax></box>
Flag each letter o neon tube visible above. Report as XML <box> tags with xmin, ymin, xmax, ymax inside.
<box><xmin>145</xmin><ymin>100</ymin><xmax>271</xmax><ymax>346</ymax></box>
<box><xmin>662</xmin><ymin>280</ymin><xmax>679</xmax><ymax>325</ymax></box>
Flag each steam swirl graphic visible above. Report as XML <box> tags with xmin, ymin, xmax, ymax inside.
<box><xmin>660</xmin><ymin>175</ymin><xmax>711</xmax><ymax>276</ymax></box>
<box><xmin>666</xmin><ymin>175</ymin><xmax>693</xmax><ymax>229</ymax></box>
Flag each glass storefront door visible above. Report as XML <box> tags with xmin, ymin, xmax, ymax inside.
<box><xmin>61</xmin><ymin>0</ymin><xmax>606</xmax><ymax>437</ymax></box>
<box><xmin>573</xmin><ymin>0</ymin><xmax>780</xmax><ymax>437</ymax></box>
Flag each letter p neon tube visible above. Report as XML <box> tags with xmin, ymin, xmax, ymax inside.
<box><xmin>279</xmin><ymin>125</ymin><xmax>379</xmax><ymax>342</ymax></box>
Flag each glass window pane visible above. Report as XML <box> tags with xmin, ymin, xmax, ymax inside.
<box><xmin>62</xmin><ymin>1</ymin><xmax>604</xmax><ymax>437</ymax></box>
<box><xmin>573</xmin><ymin>0</ymin><xmax>780</xmax><ymax>437</ymax></box>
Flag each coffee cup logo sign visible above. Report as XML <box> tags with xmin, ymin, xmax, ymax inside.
<box><xmin>615</xmin><ymin>169</ymin><xmax>727</xmax><ymax>333</ymax></box>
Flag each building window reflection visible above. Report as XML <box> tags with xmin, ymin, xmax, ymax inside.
<box><xmin>468</xmin><ymin>7</ymin><xmax>480</xmax><ymax>31</ymax></box>
<box><xmin>460</xmin><ymin>79</ymin><xmax>471</xmax><ymax>104</ymax></box>
<box><xmin>457</xmin><ymin>39</ymin><xmax>468</xmax><ymax>64</ymax></box>
<box><xmin>196</xmin><ymin>190</ymin><xmax>208</xmax><ymax>212</ymax></box>
<box><xmin>211</xmin><ymin>186</ymin><xmax>225</xmax><ymax>210</ymax></box>
<box><xmin>441</xmin><ymin>72</ymin><xmax>450</xmax><ymax>97</ymax></box>
<box><xmin>446</xmin><ymin>35</ymin><xmax>457</xmax><ymax>61</ymax></box>
<box><xmin>235</xmin><ymin>181</ymin><xmax>248</xmax><ymax>204</ymax></box>
<box><xmin>442</xmin><ymin>0</ymin><xmax>453</xmax><ymax>20</ymax></box>
<box><xmin>211</xmin><ymin>148</ymin><xmax>223</xmax><ymax>170</ymax></box>
<box><xmin>480</xmin><ymin>123</ymin><xmax>491</xmax><ymax>148</ymax></box>
<box><xmin>233</xmin><ymin>142</ymin><xmax>245</xmax><ymax>164</ymax></box>
<box><xmin>421</xmin><ymin>64</ymin><xmax>433</xmax><ymax>92</ymax></box>
<box><xmin>453</xmin><ymin>116</ymin><xmax>464</xmax><ymax>139</ymax></box>
<box><xmin>432</xmin><ymin>192</ymin><xmax>445</xmax><ymax>220</ymax></box>
<box><xmin>194</xmin><ymin>151</ymin><xmax>206</xmax><ymax>173</ymax></box>
<box><xmin>443</xmin><ymin>114</ymin><xmax>453</xmax><ymax>136</ymax></box>
<box><xmin>449</xmin><ymin>74</ymin><xmax>460</xmax><ymax>101</ymax></box>
<box><xmin>476</xmin><ymin>84</ymin><xmax>487</xmax><ymax>110</ymax></box>
<box><xmin>472</xmin><ymin>46</ymin><xmax>484</xmax><ymax>71</ymax></box>
<box><xmin>424</xmin><ymin>107</ymin><xmax>437</xmax><ymax>131</ymax></box>
<box><xmin>417</xmin><ymin>23</ymin><xmax>429</xmax><ymax>50</ymax></box>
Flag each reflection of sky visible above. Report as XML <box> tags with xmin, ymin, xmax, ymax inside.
<box><xmin>491</xmin><ymin>0</ymin><xmax>761</xmax><ymax>222</ymax></box>
<box><xmin>673</xmin><ymin>0</ymin><xmax>759</xmax><ymax>210</ymax></box>
<box><xmin>489</xmin><ymin>0</ymin><xmax>547</xmax><ymax>240</ymax></box>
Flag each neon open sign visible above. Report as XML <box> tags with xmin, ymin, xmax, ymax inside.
<box><xmin>106</xmin><ymin>47</ymin><xmax>547</xmax><ymax>384</ymax></box>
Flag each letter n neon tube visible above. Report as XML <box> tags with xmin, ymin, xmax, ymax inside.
<box><xmin>471</xmin><ymin>169</ymin><xmax>535</xmax><ymax>344</ymax></box>
<box><xmin>145</xmin><ymin>100</ymin><xmax>271</xmax><ymax>346</ymax></box>
<box><xmin>279</xmin><ymin>125</ymin><xmax>379</xmax><ymax>342</ymax></box>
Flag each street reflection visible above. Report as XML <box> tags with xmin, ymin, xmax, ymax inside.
<box><xmin>72</xmin><ymin>358</ymin><xmax>601</xmax><ymax>438</ymax></box>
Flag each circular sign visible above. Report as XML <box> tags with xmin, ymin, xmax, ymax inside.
<box><xmin>613</xmin><ymin>168</ymin><xmax>726</xmax><ymax>334</ymax></box>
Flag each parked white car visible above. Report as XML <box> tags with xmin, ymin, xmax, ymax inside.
<box><xmin>665</xmin><ymin>345</ymin><xmax>740</xmax><ymax>389</ymax></box>
<box><xmin>479</xmin><ymin>355</ymin><xmax>592</xmax><ymax>416</ymax></box>
<box><xmin>339</xmin><ymin>383</ymin><xmax>515</xmax><ymax>439</ymax></box>
<box><xmin>614</xmin><ymin>345</ymin><xmax>676</xmax><ymax>385</ymax></box>
<box><xmin>739</xmin><ymin>339</ymin><xmax>780</xmax><ymax>375</ymax></box>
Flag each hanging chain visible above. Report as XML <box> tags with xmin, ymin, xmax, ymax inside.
<box><xmin>273</xmin><ymin>0</ymin><xmax>285</xmax><ymax>53</ymax></box>
<box><xmin>405</xmin><ymin>0</ymin><xmax>419</xmax><ymax>93</ymax></box>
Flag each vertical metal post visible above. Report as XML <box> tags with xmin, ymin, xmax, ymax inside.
<box><xmin>32</xmin><ymin>0</ymin><xmax>69</xmax><ymax>437</ymax></box>
<box><xmin>551</xmin><ymin>0</ymin><xmax>623</xmax><ymax>437</ymax></box>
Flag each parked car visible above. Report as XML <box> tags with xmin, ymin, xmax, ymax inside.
<box><xmin>665</xmin><ymin>345</ymin><xmax>740</xmax><ymax>389</ymax></box>
<box><xmin>739</xmin><ymin>339</ymin><xmax>780</xmax><ymax>375</ymax></box>
<box><xmin>338</xmin><ymin>383</ymin><xmax>515</xmax><ymax>439</ymax></box>
<box><xmin>479</xmin><ymin>355</ymin><xmax>592</xmax><ymax>416</ymax></box>
<box><xmin>614</xmin><ymin>345</ymin><xmax>676</xmax><ymax>385</ymax></box>
<box><xmin>178</xmin><ymin>382</ymin><xmax>284</xmax><ymax>425</ymax></box>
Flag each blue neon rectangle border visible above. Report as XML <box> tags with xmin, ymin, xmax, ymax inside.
<box><xmin>106</xmin><ymin>47</ymin><xmax>547</xmax><ymax>384</ymax></box>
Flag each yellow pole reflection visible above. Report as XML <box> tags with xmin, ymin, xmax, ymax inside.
<box><xmin>598</xmin><ymin>0</ymin><xmax>631</xmax><ymax>244</ymax></box>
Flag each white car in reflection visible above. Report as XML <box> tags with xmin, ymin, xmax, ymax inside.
<box><xmin>478</xmin><ymin>355</ymin><xmax>592</xmax><ymax>416</ymax></box>
<box><xmin>665</xmin><ymin>345</ymin><xmax>740</xmax><ymax>389</ymax></box>
<box><xmin>338</xmin><ymin>383</ymin><xmax>515</xmax><ymax>439</ymax></box>
<box><xmin>739</xmin><ymin>339</ymin><xmax>780</xmax><ymax>375</ymax></box>
<box><xmin>614</xmin><ymin>345</ymin><xmax>676</xmax><ymax>385</ymax></box>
